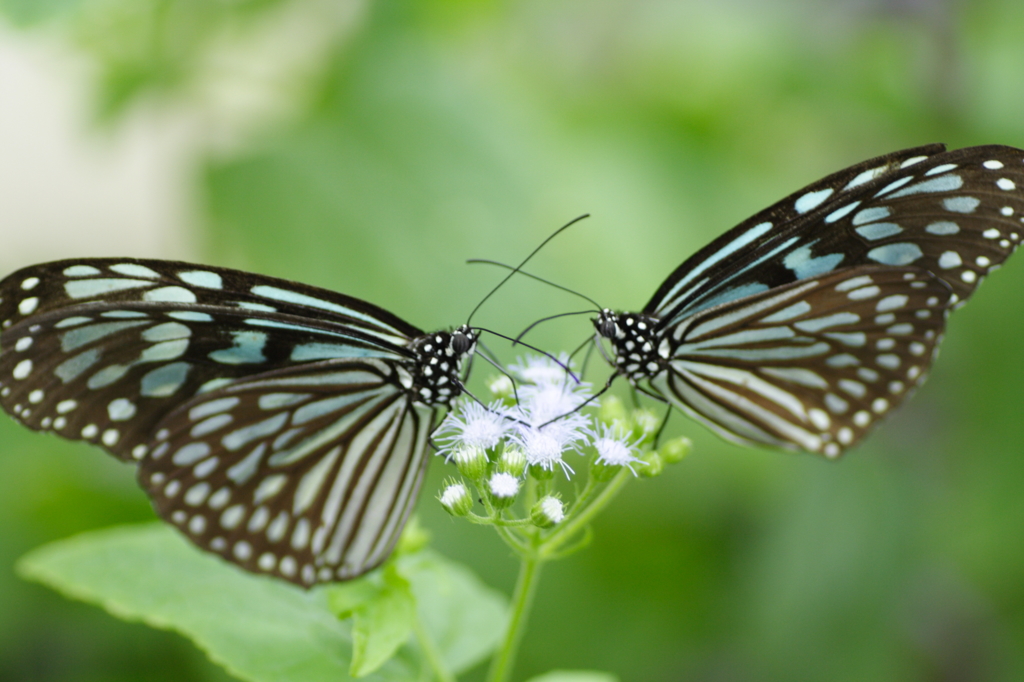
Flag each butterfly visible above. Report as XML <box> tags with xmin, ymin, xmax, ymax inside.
<box><xmin>0</xmin><ymin>258</ymin><xmax>477</xmax><ymax>586</ymax></box>
<box><xmin>594</xmin><ymin>144</ymin><xmax>1024</xmax><ymax>458</ymax></box>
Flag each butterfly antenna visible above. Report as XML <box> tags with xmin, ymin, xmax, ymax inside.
<box><xmin>473</xmin><ymin>326</ymin><xmax>580</xmax><ymax>384</ymax></box>
<box><xmin>472</xmin><ymin>348</ymin><xmax>524</xmax><ymax>407</ymax></box>
<box><xmin>514</xmin><ymin>310</ymin><xmax>598</xmax><ymax>345</ymax></box>
<box><xmin>465</xmin><ymin>214</ymin><xmax>590</xmax><ymax>326</ymax></box>
<box><xmin>538</xmin><ymin>372</ymin><xmax>618</xmax><ymax>429</ymax></box>
<box><xmin>577</xmin><ymin>334</ymin><xmax>598</xmax><ymax>377</ymax></box>
<box><xmin>466</xmin><ymin>258</ymin><xmax>603</xmax><ymax>309</ymax></box>
<box><xmin>652</xmin><ymin>406</ymin><xmax>672</xmax><ymax>447</ymax></box>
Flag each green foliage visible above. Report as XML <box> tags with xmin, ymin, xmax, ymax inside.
<box><xmin>17</xmin><ymin>524</ymin><xmax>507</xmax><ymax>681</ymax></box>
<box><xmin>524</xmin><ymin>673</ymin><xmax>618</xmax><ymax>682</ymax></box>
<box><xmin>330</xmin><ymin>570</ymin><xmax>417</xmax><ymax>678</ymax></box>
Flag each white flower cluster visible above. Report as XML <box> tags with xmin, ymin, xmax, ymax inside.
<box><xmin>436</xmin><ymin>355</ymin><xmax>641</xmax><ymax>480</ymax></box>
<box><xmin>436</xmin><ymin>354</ymin><xmax>692</xmax><ymax>534</ymax></box>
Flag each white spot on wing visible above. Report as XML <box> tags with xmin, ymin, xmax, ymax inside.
<box><xmin>942</xmin><ymin>196</ymin><xmax>980</xmax><ymax>213</ymax></box>
<box><xmin>888</xmin><ymin>174</ymin><xmax>963</xmax><ymax>198</ymax></box>
<box><xmin>844</xmin><ymin>165</ymin><xmax>888</xmax><ymax>190</ymax></box>
<box><xmin>867</xmin><ymin>243</ymin><xmax>924</xmax><ymax>265</ymax></box>
<box><xmin>178</xmin><ymin>270</ymin><xmax>224</xmax><ymax>289</ymax></box>
<box><xmin>876</xmin><ymin>295</ymin><xmax>909</xmax><ymax>312</ymax></box>
<box><xmin>13</xmin><ymin>359</ymin><xmax>32</xmax><ymax>380</ymax></box>
<box><xmin>110</xmin><ymin>263</ymin><xmax>161</xmax><ymax>279</ymax></box>
<box><xmin>63</xmin><ymin>265</ymin><xmax>101</xmax><ymax>277</ymax></box>
<box><xmin>65</xmin><ymin>278</ymin><xmax>151</xmax><ymax>299</ymax></box>
<box><xmin>824</xmin><ymin>201</ymin><xmax>860</xmax><ymax>223</ymax></box>
<box><xmin>937</xmin><ymin>251</ymin><xmax>962</xmax><ymax>269</ymax></box>
<box><xmin>107</xmin><ymin>398</ymin><xmax>137</xmax><ymax>421</ymax></box>
<box><xmin>926</xmin><ymin>163</ymin><xmax>958</xmax><ymax>175</ymax></box>
<box><xmin>925</xmin><ymin>221</ymin><xmax>959</xmax><ymax>235</ymax></box>
<box><xmin>144</xmin><ymin>286</ymin><xmax>198</xmax><ymax>303</ymax></box>
<box><xmin>794</xmin><ymin>188</ymin><xmax>834</xmax><ymax>214</ymax></box>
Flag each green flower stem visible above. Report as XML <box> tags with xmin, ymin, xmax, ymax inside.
<box><xmin>412</xmin><ymin>616</ymin><xmax>455</xmax><ymax>682</ymax></box>
<box><xmin>542</xmin><ymin>466</ymin><xmax>632</xmax><ymax>558</ymax></box>
<box><xmin>485</xmin><ymin>549</ymin><xmax>542</xmax><ymax>682</ymax></box>
<box><xmin>464</xmin><ymin>513</ymin><xmax>533</xmax><ymax>527</ymax></box>
<box><xmin>524</xmin><ymin>476</ymin><xmax>538</xmax><ymax>511</ymax></box>
<box><xmin>478</xmin><ymin>488</ymin><xmax>529</xmax><ymax>554</ymax></box>
<box><xmin>485</xmin><ymin>468</ymin><xmax>634</xmax><ymax>681</ymax></box>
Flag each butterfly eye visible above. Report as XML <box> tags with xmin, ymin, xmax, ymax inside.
<box><xmin>451</xmin><ymin>330</ymin><xmax>472</xmax><ymax>355</ymax></box>
<box><xmin>595</xmin><ymin>312</ymin><xmax>618</xmax><ymax>339</ymax></box>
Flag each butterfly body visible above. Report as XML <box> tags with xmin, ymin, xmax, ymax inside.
<box><xmin>596</xmin><ymin>144</ymin><xmax>1024</xmax><ymax>457</ymax></box>
<box><xmin>0</xmin><ymin>258</ymin><xmax>476</xmax><ymax>585</ymax></box>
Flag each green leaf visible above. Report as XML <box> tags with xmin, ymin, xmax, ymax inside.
<box><xmin>524</xmin><ymin>672</ymin><xmax>620</xmax><ymax>682</ymax></box>
<box><xmin>17</xmin><ymin>523</ymin><xmax>507</xmax><ymax>681</ymax></box>
<box><xmin>398</xmin><ymin>550</ymin><xmax>508</xmax><ymax>674</ymax></box>
<box><xmin>326</xmin><ymin>579</ymin><xmax>386</xmax><ymax>620</ymax></box>
<box><xmin>349</xmin><ymin>572</ymin><xmax>416</xmax><ymax>678</ymax></box>
<box><xmin>17</xmin><ymin>523</ymin><xmax>412</xmax><ymax>681</ymax></box>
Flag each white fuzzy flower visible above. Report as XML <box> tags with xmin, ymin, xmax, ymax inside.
<box><xmin>592</xmin><ymin>423</ymin><xmax>642</xmax><ymax>474</ymax></box>
<box><xmin>539</xmin><ymin>496</ymin><xmax>564</xmax><ymax>524</ymax></box>
<box><xmin>487</xmin><ymin>374</ymin><xmax>514</xmax><ymax>397</ymax></box>
<box><xmin>488</xmin><ymin>472</ymin><xmax>520</xmax><ymax>499</ymax></box>
<box><xmin>435</xmin><ymin>401</ymin><xmax>513</xmax><ymax>458</ymax></box>
<box><xmin>509</xmin><ymin>354</ymin><xmax>574</xmax><ymax>386</ymax></box>
<box><xmin>516</xmin><ymin>381</ymin><xmax>592</xmax><ymax>426</ymax></box>
<box><xmin>439</xmin><ymin>482</ymin><xmax>472</xmax><ymax>516</ymax></box>
<box><xmin>513</xmin><ymin>414</ymin><xmax>589</xmax><ymax>476</ymax></box>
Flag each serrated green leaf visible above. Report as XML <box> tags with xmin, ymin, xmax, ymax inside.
<box><xmin>524</xmin><ymin>672</ymin><xmax>619</xmax><ymax>682</ymax></box>
<box><xmin>349</xmin><ymin>574</ymin><xmax>416</xmax><ymax>678</ymax></box>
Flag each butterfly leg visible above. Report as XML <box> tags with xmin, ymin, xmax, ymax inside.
<box><xmin>652</xmin><ymin>405</ymin><xmax>673</xmax><ymax>447</ymax></box>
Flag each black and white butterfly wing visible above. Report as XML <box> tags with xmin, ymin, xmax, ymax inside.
<box><xmin>0</xmin><ymin>258</ymin><xmax>471</xmax><ymax>586</ymax></box>
<box><xmin>0</xmin><ymin>258</ymin><xmax>421</xmax><ymax>461</ymax></box>
<box><xmin>651</xmin><ymin>266</ymin><xmax>951</xmax><ymax>458</ymax></box>
<box><xmin>647</xmin><ymin>145</ymin><xmax>1024</xmax><ymax>324</ymax></box>
<box><xmin>140</xmin><ymin>358</ymin><xmax>435</xmax><ymax>586</ymax></box>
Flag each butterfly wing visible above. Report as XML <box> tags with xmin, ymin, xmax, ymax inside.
<box><xmin>139</xmin><ymin>358</ymin><xmax>435</xmax><ymax>586</ymax></box>
<box><xmin>0</xmin><ymin>258</ymin><xmax>459</xmax><ymax>585</ymax></box>
<box><xmin>646</xmin><ymin>145</ymin><xmax>1024</xmax><ymax>325</ymax></box>
<box><xmin>651</xmin><ymin>265</ymin><xmax>951</xmax><ymax>458</ymax></box>
<box><xmin>0</xmin><ymin>258</ymin><xmax>421</xmax><ymax>462</ymax></box>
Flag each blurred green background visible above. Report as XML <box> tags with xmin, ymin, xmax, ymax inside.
<box><xmin>2</xmin><ymin>0</ymin><xmax>1024</xmax><ymax>680</ymax></box>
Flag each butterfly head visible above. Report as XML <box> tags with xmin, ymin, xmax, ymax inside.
<box><xmin>409</xmin><ymin>325</ymin><xmax>477</xmax><ymax>406</ymax></box>
<box><xmin>594</xmin><ymin>309</ymin><xmax>621</xmax><ymax>339</ymax></box>
<box><xmin>593</xmin><ymin>309</ymin><xmax>664</xmax><ymax>382</ymax></box>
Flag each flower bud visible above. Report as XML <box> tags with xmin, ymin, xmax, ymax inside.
<box><xmin>531</xmin><ymin>495</ymin><xmax>565</xmax><ymax>528</ymax></box>
<box><xmin>632</xmin><ymin>409</ymin><xmax>659</xmax><ymax>442</ymax></box>
<box><xmin>659</xmin><ymin>436</ymin><xmax>692</xmax><ymax>464</ymax></box>
<box><xmin>598</xmin><ymin>395</ymin><xmax>627</xmax><ymax>426</ymax></box>
<box><xmin>452</xmin><ymin>445</ymin><xmax>489</xmax><ymax>481</ymax></box>
<box><xmin>487</xmin><ymin>472</ymin><xmax>520</xmax><ymax>509</ymax></box>
<box><xmin>637</xmin><ymin>451</ymin><xmax>664</xmax><ymax>478</ymax></box>
<box><xmin>487</xmin><ymin>374</ymin><xmax>514</xmax><ymax>400</ymax></box>
<box><xmin>438</xmin><ymin>481</ymin><xmax>472</xmax><ymax>516</ymax></box>
<box><xmin>497</xmin><ymin>446</ymin><xmax>527</xmax><ymax>478</ymax></box>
